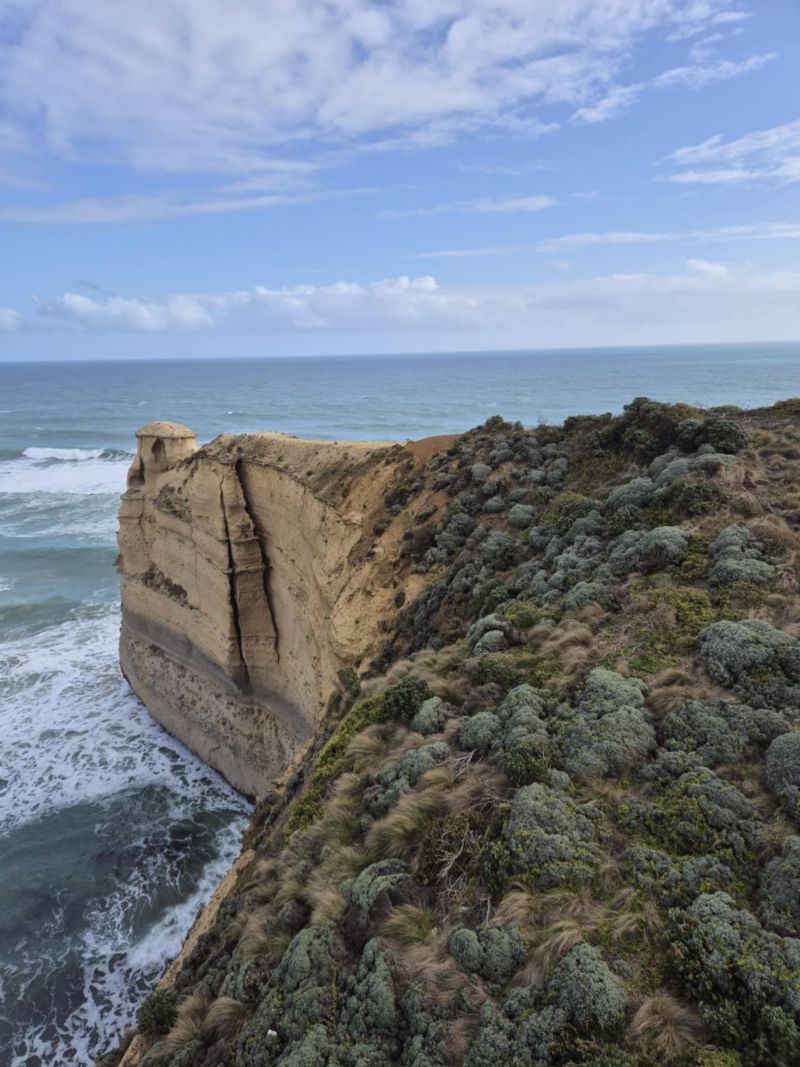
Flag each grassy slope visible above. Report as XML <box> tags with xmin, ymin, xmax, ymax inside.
<box><xmin>101</xmin><ymin>398</ymin><xmax>800</xmax><ymax>1067</ymax></box>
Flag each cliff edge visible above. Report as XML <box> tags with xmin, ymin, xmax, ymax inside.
<box><xmin>105</xmin><ymin>400</ymin><xmax>800</xmax><ymax>1067</ymax></box>
<box><xmin>118</xmin><ymin>422</ymin><xmax>454</xmax><ymax>796</ymax></box>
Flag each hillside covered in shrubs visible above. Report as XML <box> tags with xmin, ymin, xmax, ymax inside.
<box><xmin>101</xmin><ymin>397</ymin><xmax>800</xmax><ymax>1067</ymax></box>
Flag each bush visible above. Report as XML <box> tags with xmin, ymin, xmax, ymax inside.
<box><xmin>760</xmin><ymin>837</ymin><xmax>800</xmax><ymax>936</ymax></box>
<box><xmin>137</xmin><ymin>987</ymin><xmax>178</xmax><ymax>1040</ymax></box>
<box><xmin>667</xmin><ymin>479</ymin><xmax>728</xmax><ymax>517</ymax></box>
<box><xmin>410</xmin><ymin>696</ymin><xmax>448</xmax><ymax>735</ymax></box>
<box><xmin>505</xmin><ymin>783</ymin><xmax>599</xmax><ymax>889</ymax></box>
<box><xmin>459</xmin><ymin>711</ymin><xmax>502</xmax><ymax>753</ymax></box>
<box><xmin>703</xmin><ymin>416</ymin><xmax>749</xmax><ymax>455</ymax></box>
<box><xmin>500</xmin><ymin>736</ymin><xmax>550</xmax><ymax>785</ymax></box>
<box><xmin>637</xmin><ymin>526</ymin><xmax>688</xmax><ymax>572</ymax></box>
<box><xmin>696</xmin><ymin>620</ymin><xmax>800</xmax><ymax>708</ymax></box>
<box><xmin>548</xmin><ymin>944</ymin><xmax>627</xmax><ymax>1034</ymax></box>
<box><xmin>541</xmin><ymin>491</ymin><xmax>598</xmax><ymax>535</ymax></box>
<box><xmin>449</xmin><ymin>924</ymin><xmax>525</xmax><ymax>984</ymax></box>
<box><xmin>481</xmin><ymin>531</ymin><xmax>517</xmax><ymax>571</ymax></box>
<box><xmin>559</xmin><ymin>705</ymin><xmax>656</xmax><ymax>779</ymax></box>
<box><xmin>469</xmin><ymin>655</ymin><xmax>525</xmax><ymax>691</ymax></box>
<box><xmin>600</xmin><ymin>397</ymin><xmax>699</xmax><ymax>460</ymax></box>
<box><xmin>608</xmin><ymin>503</ymin><xmax>643</xmax><ymax>534</ymax></box>
<box><xmin>383</xmin><ymin>677</ymin><xmax>433</xmax><ymax>724</ymax></box>
<box><xmin>478</xmin><ymin>838</ymin><xmax>512</xmax><ymax>897</ymax></box>
<box><xmin>605</xmin><ymin>477</ymin><xmax>654</xmax><ymax>513</ymax></box>
<box><xmin>765</xmin><ymin>732</ymin><xmax>800</xmax><ymax>821</ymax></box>
<box><xmin>668</xmin><ymin>892</ymin><xmax>800</xmax><ymax>1063</ymax></box>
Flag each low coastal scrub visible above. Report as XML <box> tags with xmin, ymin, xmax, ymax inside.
<box><xmin>99</xmin><ymin>398</ymin><xmax>800</xmax><ymax>1067</ymax></box>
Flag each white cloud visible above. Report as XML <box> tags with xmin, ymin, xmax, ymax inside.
<box><xmin>0</xmin><ymin>1</ymin><xmax>756</xmax><ymax>173</ymax></box>
<box><xmin>0</xmin><ymin>187</ymin><xmax>374</xmax><ymax>225</ymax></box>
<box><xmin>16</xmin><ymin>264</ymin><xmax>800</xmax><ymax>348</ymax></box>
<box><xmin>535</xmin><ymin>222</ymin><xmax>800</xmax><ymax>253</ymax></box>
<box><xmin>417</xmin><ymin>245</ymin><xmax>531</xmax><ymax>258</ymax></box>
<box><xmin>664</xmin><ymin>119</ymin><xmax>800</xmax><ymax>184</ymax></box>
<box><xmin>381</xmin><ymin>195</ymin><xmax>555</xmax><ymax>218</ymax></box>
<box><xmin>686</xmin><ymin>258</ymin><xmax>731</xmax><ymax>279</ymax></box>
<box><xmin>571</xmin><ymin>51</ymin><xmax>772</xmax><ymax>124</ymax></box>
<box><xmin>537</xmin><ymin>231</ymin><xmax>672</xmax><ymax>253</ymax></box>
<box><xmin>0</xmin><ymin>307</ymin><xmax>20</xmax><ymax>330</ymax></box>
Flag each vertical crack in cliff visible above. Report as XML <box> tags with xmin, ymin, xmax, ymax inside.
<box><xmin>235</xmin><ymin>458</ymin><xmax>281</xmax><ymax>661</ymax></box>
<box><xmin>219</xmin><ymin>478</ymin><xmax>251</xmax><ymax>694</ymax></box>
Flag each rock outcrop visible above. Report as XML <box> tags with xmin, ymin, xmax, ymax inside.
<box><xmin>119</xmin><ymin>422</ymin><xmax>451</xmax><ymax>796</ymax></box>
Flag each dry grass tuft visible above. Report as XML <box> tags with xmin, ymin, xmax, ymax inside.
<box><xmin>306</xmin><ymin>884</ymin><xmax>347</xmax><ymax>926</ymax></box>
<box><xmin>532</xmin><ymin>919</ymin><xmax>585</xmax><ymax>971</ymax></box>
<box><xmin>381</xmin><ymin>904</ymin><xmax>439</xmax><ymax>946</ymax></box>
<box><xmin>238</xmin><ymin>911</ymin><xmax>292</xmax><ymax>963</ymax></box>
<box><xmin>646</xmin><ymin>668</ymin><xmax>708</xmax><ymax>716</ymax></box>
<box><xmin>398</xmin><ymin>933</ymin><xmax>471</xmax><ymax>1007</ymax></box>
<box><xmin>364</xmin><ymin>769</ymin><xmax>450</xmax><ymax>860</ymax></box>
<box><xmin>154</xmin><ymin>991</ymin><xmax>209</xmax><ymax>1052</ymax></box>
<box><xmin>446</xmin><ymin>765</ymin><xmax>509</xmax><ymax>817</ymax></box>
<box><xmin>345</xmin><ymin>723</ymin><xmax>397</xmax><ymax>771</ymax></box>
<box><xmin>491</xmin><ymin>887</ymin><xmax>537</xmax><ymax>934</ymax></box>
<box><xmin>746</xmin><ymin>515</ymin><xmax>798</xmax><ymax>550</ymax></box>
<box><xmin>627</xmin><ymin>992</ymin><xmax>706</xmax><ymax>1060</ymax></box>
<box><xmin>204</xmin><ymin>996</ymin><xmax>248</xmax><ymax>1042</ymax></box>
<box><xmin>540</xmin><ymin>621</ymin><xmax>594</xmax><ymax>656</ymax></box>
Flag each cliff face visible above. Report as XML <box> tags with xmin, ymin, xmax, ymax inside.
<box><xmin>118</xmin><ymin>422</ymin><xmax>452</xmax><ymax>796</ymax></box>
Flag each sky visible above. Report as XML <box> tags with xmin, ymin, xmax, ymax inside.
<box><xmin>0</xmin><ymin>0</ymin><xmax>799</xmax><ymax>360</ymax></box>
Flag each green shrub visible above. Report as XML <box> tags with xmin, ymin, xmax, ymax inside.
<box><xmin>337</xmin><ymin>666</ymin><xmax>362</xmax><ymax>698</ymax></box>
<box><xmin>478</xmin><ymin>837</ymin><xmax>512</xmax><ymax>897</ymax></box>
<box><xmin>548</xmin><ymin>943</ymin><xmax>628</xmax><ymax>1034</ymax></box>
<box><xmin>503</xmin><ymin>598</ymin><xmax>547</xmax><ymax>628</ymax></box>
<box><xmin>608</xmin><ymin>503</ymin><xmax>644</xmax><ymax>534</ymax></box>
<box><xmin>383</xmin><ymin>676</ymin><xmax>433</xmax><ymax>724</ymax></box>
<box><xmin>667</xmin><ymin>479</ymin><xmax>729</xmax><ymax>517</ymax></box>
<box><xmin>287</xmin><ymin>695</ymin><xmax>387</xmax><ymax>831</ymax></box>
<box><xmin>760</xmin><ymin>837</ymin><xmax>800</xmax><ymax>936</ymax></box>
<box><xmin>469</xmin><ymin>656</ymin><xmax>525</xmax><ymax>691</ymax></box>
<box><xmin>541</xmin><ymin>491</ymin><xmax>598</xmax><ymax>535</ymax></box>
<box><xmin>500</xmin><ymin>736</ymin><xmax>550</xmax><ymax>786</ymax></box>
<box><xmin>668</xmin><ymin>892</ymin><xmax>800</xmax><ymax>1063</ymax></box>
<box><xmin>505</xmin><ymin>783</ymin><xmax>599</xmax><ymax>889</ymax></box>
<box><xmin>697</xmin><ymin>619</ymin><xmax>800</xmax><ymax>708</ymax></box>
<box><xmin>137</xmin><ymin>987</ymin><xmax>178</xmax><ymax>1040</ymax></box>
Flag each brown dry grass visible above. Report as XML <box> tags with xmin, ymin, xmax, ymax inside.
<box><xmin>153</xmin><ymin>991</ymin><xmax>209</xmax><ymax>1052</ymax></box>
<box><xmin>364</xmin><ymin>767</ymin><xmax>451</xmax><ymax>860</ymax></box>
<box><xmin>627</xmin><ymin>992</ymin><xmax>706</xmax><ymax>1060</ymax></box>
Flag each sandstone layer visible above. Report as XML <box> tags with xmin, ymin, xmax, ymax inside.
<box><xmin>118</xmin><ymin>422</ymin><xmax>452</xmax><ymax>796</ymax></box>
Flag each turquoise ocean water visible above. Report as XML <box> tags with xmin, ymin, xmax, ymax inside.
<box><xmin>0</xmin><ymin>342</ymin><xmax>799</xmax><ymax>1064</ymax></box>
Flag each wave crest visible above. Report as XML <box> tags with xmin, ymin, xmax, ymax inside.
<box><xmin>22</xmin><ymin>447</ymin><xmax>132</xmax><ymax>462</ymax></box>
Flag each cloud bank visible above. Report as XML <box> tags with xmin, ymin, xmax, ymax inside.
<box><xmin>9</xmin><ymin>266</ymin><xmax>796</xmax><ymax>349</ymax></box>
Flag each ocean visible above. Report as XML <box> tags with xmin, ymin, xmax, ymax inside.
<box><xmin>0</xmin><ymin>341</ymin><xmax>798</xmax><ymax>1065</ymax></box>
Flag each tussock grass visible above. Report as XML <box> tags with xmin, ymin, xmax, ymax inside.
<box><xmin>364</xmin><ymin>767</ymin><xmax>451</xmax><ymax>860</ymax></box>
<box><xmin>381</xmin><ymin>904</ymin><xmax>439</xmax><ymax>945</ymax></box>
<box><xmin>344</xmin><ymin>723</ymin><xmax>397</xmax><ymax>771</ymax></box>
<box><xmin>627</xmin><ymin>992</ymin><xmax>706</xmax><ymax>1060</ymax></box>
<box><xmin>204</xmin><ymin>996</ymin><xmax>247</xmax><ymax>1042</ymax></box>
<box><xmin>491</xmin><ymin>887</ymin><xmax>537</xmax><ymax>933</ymax></box>
<box><xmin>307</xmin><ymin>884</ymin><xmax>346</xmax><ymax>926</ymax></box>
<box><xmin>153</xmin><ymin>991</ymin><xmax>209</xmax><ymax>1053</ymax></box>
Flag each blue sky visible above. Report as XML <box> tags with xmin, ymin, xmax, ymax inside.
<box><xmin>0</xmin><ymin>0</ymin><xmax>799</xmax><ymax>359</ymax></box>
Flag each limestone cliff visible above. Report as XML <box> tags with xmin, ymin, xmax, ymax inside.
<box><xmin>118</xmin><ymin>422</ymin><xmax>453</xmax><ymax>796</ymax></box>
